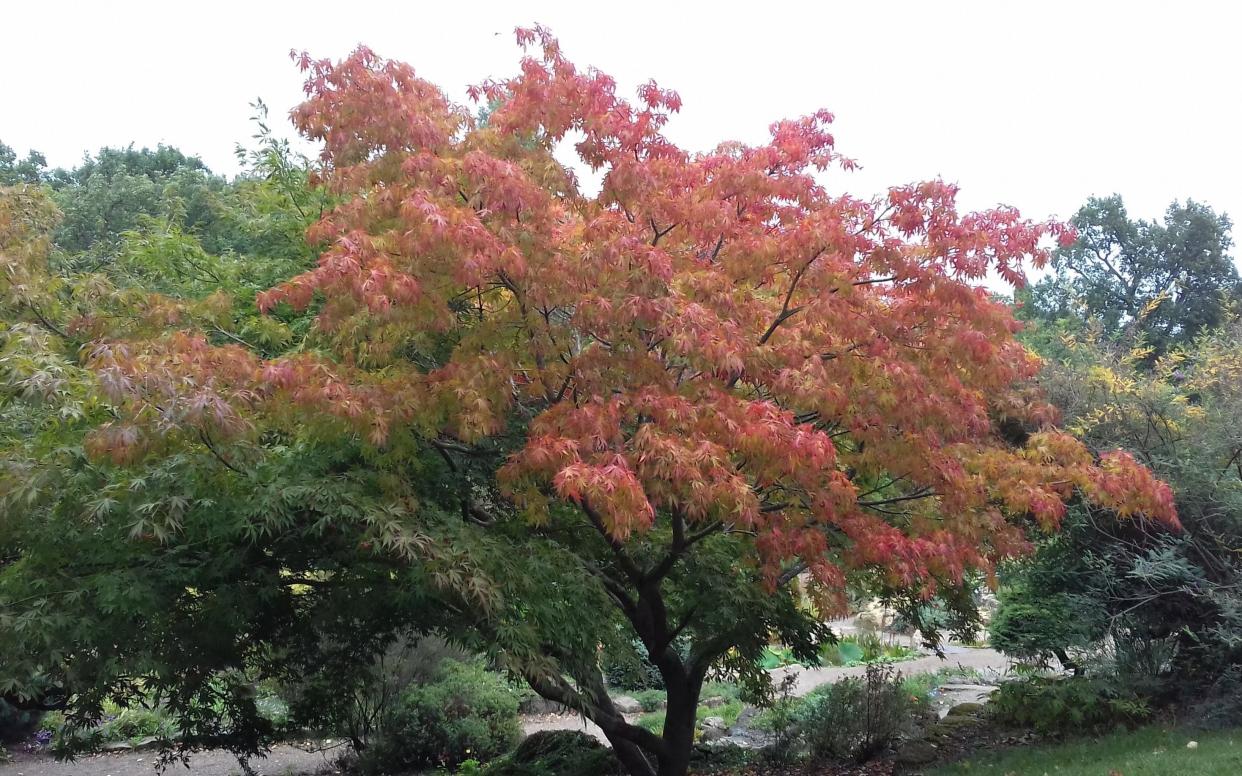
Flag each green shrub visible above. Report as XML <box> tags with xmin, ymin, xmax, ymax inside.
<box><xmin>987</xmin><ymin>676</ymin><xmax>1151</xmax><ymax>736</ymax></box>
<box><xmin>796</xmin><ymin>663</ymin><xmax>924</xmax><ymax>763</ymax></box>
<box><xmin>42</xmin><ymin>701</ymin><xmax>178</xmax><ymax>752</ymax></box>
<box><xmin>601</xmin><ymin>639</ymin><xmax>667</xmax><ymax>692</ymax></box>
<box><xmin>362</xmin><ymin>660</ymin><xmax>520</xmax><ymax>772</ymax></box>
<box><xmin>254</xmin><ymin>690</ymin><xmax>292</xmax><ymax>734</ymax></box>
<box><xmin>820</xmin><ymin>639</ymin><xmax>864</xmax><ymax>666</ymax></box>
<box><xmin>630</xmin><ymin>689</ymin><xmax>666</xmax><ymax>712</ymax></box>
<box><xmin>989</xmin><ymin>582</ymin><xmax>1098</xmax><ymax>671</ymax></box>
<box><xmin>99</xmin><ymin>704</ymin><xmax>175</xmax><ymax>742</ymax></box>
<box><xmin>484</xmin><ymin>729</ymin><xmax>623</xmax><ymax>775</ymax></box>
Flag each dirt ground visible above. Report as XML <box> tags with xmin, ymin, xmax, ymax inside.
<box><xmin>0</xmin><ymin>745</ymin><xmax>338</xmax><ymax>776</ymax></box>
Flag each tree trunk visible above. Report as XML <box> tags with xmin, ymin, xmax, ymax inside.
<box><xmin>655</xmin><ymin>681</ymin><xmax>698</xmax><ymax>776</ymax></box>
<box><xmin>607</xmin><ymin>738</ymin><xmax>657</xmax><ymax>776</ymax></box>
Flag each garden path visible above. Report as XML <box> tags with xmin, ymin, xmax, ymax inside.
<box><xmin>0</xmin><ymin>647</ymin><xmax>1012</xmax><ymax>773</ymax></box>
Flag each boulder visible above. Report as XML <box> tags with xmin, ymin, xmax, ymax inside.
<box><xmin>945</xmin><ymin>702</ymin><xmax>985</xmax><ymax>717</ymax></box>
<box><xmin>612</xmin><ymin>695</ymin><xmax>642</xmax><ymax>714</ymax></box>
<box><xmin>519</xmin><ymin>696</ymin><xmax>567</xmax><ymax>715</ymax></box>
<box><xmin>699</xmin><ymin>716</ymin><xmax>728</xmax><ymax>742</ymax></box>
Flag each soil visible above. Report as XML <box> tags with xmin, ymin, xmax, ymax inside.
<box><xmin>0</xmin><ymin>745</ymin><xmax>338</xmax><ymax>776</ymax></box>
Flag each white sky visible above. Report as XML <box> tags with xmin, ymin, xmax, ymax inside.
<box><xmin>3</xmin><ymin>0</ymin><xmax>1240</xmax><ymax>234</ymax></box>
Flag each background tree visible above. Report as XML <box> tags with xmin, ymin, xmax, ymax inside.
<box><xmin>46</xmin><ymin>144</ymin><xmax>238</xmax><ymax>259</ymax></box>
<box><xmin>1024</xmin><ymin>195</ymin><xmax>1237</xmax><ymax>356</ymax></box>
<box><xmin>0</xmin><ymin>141</ymin><xmax>48</xmax><ymax>186</ymax></box>
<box><xmin>992</xmin><ymin>323</ymin><xmax>1242</xmax><ymax>695</ymax></box>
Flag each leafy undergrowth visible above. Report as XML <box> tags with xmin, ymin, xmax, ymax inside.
<box><xmin>759</xmin><ymin>635</ymin><xmax>918</xmax><ymax>670</ymax></box>
<box><xmin>930</xmin><ymin>725</ymin><xmax>1242</xmax><ymax>775</ymax></box>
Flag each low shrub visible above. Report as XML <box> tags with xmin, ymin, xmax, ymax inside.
<box><xmin>795</xmin><ymin>663</ymin><xmax>925</xmax><ymax>763</ymax></box>
<box><xmin>41</xmin><ymin>702</ymin><xmax>177</xmax><ymax>751</ymax></box>
<box><xmin>601</xmin><ymin>639</ymin><xmax>685</xmax><ymax>692</ymax></box>
<box><xmin>361</xmin><ymin>660</ymin><xmax>520</xmax><ymax>772</ymax></box>
<box><xmin>630</xmin><ymin>689</ymin><xmax>666</xmax><ymax>712</ymax></box>
<box><xmin>483</xmin><ymin>729</ymin><xmax>623</xmax><ymax>775</ymax></box>
<box><xmin>987</xmin><ymin>676</ymin><xmax>1151</xmax><ymax>736</ymax></box>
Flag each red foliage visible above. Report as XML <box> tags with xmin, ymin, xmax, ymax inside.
<box><xmin>90</xmin><ymin>29</ymin><xmax>1177</xmax><ymax>604</ymax></box>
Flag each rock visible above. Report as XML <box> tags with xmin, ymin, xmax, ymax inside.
<box><xmin>945</xmin><ymin>702</ymin><xmax>985</xmax><ymax>717</ymax></box>
<box><xmin>699</xmin><ymin>716</ymin><xmax>728</xmax><ymax>742</ymax></box>
<box><xmin>1188</xmin><ymin>740</ymin><xmax>1199</xmax><ymax>749</ymax></box>
<box><xmin>937</xmin><ymin>684</ymin><xmax>997</xmax><ymax>693</ymax></box>
<box><xmin>895</xmin><ymin>739</ymin><xmax>939</xmax><ymax>765</ymax></box>
<box><xmin>932</xmin><ymin>714</ymin><xmax>984</xmax><ymax>730</ymax></box>
<box><xmin>701</xmin><ymin>695</ymin><xmax>726</xmax><ymax>708</ymax></box>
<box><xmin>519</xmin><ymin>696</ymin><xmax>567</xmax><ymax>715</ymax></box>
<box><xmin>612</xmin><ymin>695</ymin><xmax>642</xmax><ymax>714</ymax></box>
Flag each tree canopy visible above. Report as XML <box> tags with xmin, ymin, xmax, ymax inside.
<box><xmin>1024</xmin><ymin>195</ymin><xmax>1237</xmax><ymax>356</ymax></box>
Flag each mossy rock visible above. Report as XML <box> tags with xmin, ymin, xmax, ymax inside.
<box><xmin>945</xmin><ymin>702</ymin><xmax>986</xmax><ymax>717</ymax></box>
<box><xmin>486</xmin><ymin>730</ymin><xmax>623</xmax><ymax>775</ymax></box>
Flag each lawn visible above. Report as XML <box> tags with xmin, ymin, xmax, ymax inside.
<box><xmin>931</xmin><ymin>725</ymin><xmax>1242</xmax><ymax>776</ymax></box>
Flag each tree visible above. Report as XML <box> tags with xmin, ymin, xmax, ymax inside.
<box><xmin>47</xmin><ymin>144</ymin><xmax>237</xmax><ymax>257</ymax></box>
<box><xmin>993</xmin><ymin>322</ymin><xmax>1242</xmax><ymax>688</ymax></box>
<box><xmin>0</xmin><ymin>152</ymin><xmax>366</xmax><ymax>765</ymax></box>
<box><xmin>5</xmin><ymin>31</ymin><xmax>1176</xmax><ymax>776</ymax></box>
<box><xmin>0</xmin><ymin>141</ymin><xmax>48</xmax><ymax>186</ymax></box>
<box><xmin>1024</xmin><ymin>195</ymin><xmax>1237</xmax><ymax>355</ymax></box>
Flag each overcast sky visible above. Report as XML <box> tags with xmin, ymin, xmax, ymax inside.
<box><xmin>4</xmin><ymin>0</ymin><xmax>1240</xmax><ymax>234</ymax></box>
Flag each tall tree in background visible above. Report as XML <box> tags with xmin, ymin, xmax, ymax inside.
<box><xmin>0</xmin><ymin>141</ymin><xmax>48</xmax><ymax>186</ymax></box>
<box><xmin>1025</xmin><ymin>195</ymin><xmax>1237</xmax><ymax>355</ymax></box>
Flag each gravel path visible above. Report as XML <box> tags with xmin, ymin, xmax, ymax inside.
<box><xmin>520</xmin><ymin>645</ymin><xmax>1013</xmax><ymax>743</ymax></box>
<box><xmin>770</xmin><ymin>644</ymin><xmax>1011</xmax><ymax>696</ymax></box>
<box><xmin>0</xmin><ymin>745</ymin><xmax>338</xmax><ymax>776</ymax></box>
<box><xmin>0</xmin><ymin>647</ymin><xmax>1012</xmax><ymax>773</ymax></box>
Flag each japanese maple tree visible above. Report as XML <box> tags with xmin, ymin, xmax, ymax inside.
<box><xmin>84</xmin><ymin>29</ymin><xmax>1176</xmax><ymax>776</ymax></box>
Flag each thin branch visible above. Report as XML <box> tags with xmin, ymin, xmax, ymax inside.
<box><xmin>858</xmin><ymin>488</ymin><xmax>936</xmax><ymax>508</ymax></box>
<box><xmin>197</xmin><ymin>429</ymin><xmax>244</xmax><ymax>475</ymax></box>
<box><xmin>582</xmin><ymin>500</ymin><xmax>646</xmax><ymax>586</ymax></box>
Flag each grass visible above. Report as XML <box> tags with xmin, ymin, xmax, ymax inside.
<box><xmin>930</xmin><ymin>725</ymin><xmax>1242</xmax><ymax>775</ymax></box>
<box><xmin>635</xmin><ymin>698</ymin><xmax>744</xmax><ymax>735</ymax></box>
<box><xmin>901</xmin><ymin>666</ymin><xmax>987</xmax><ymax>704</ymax></box>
